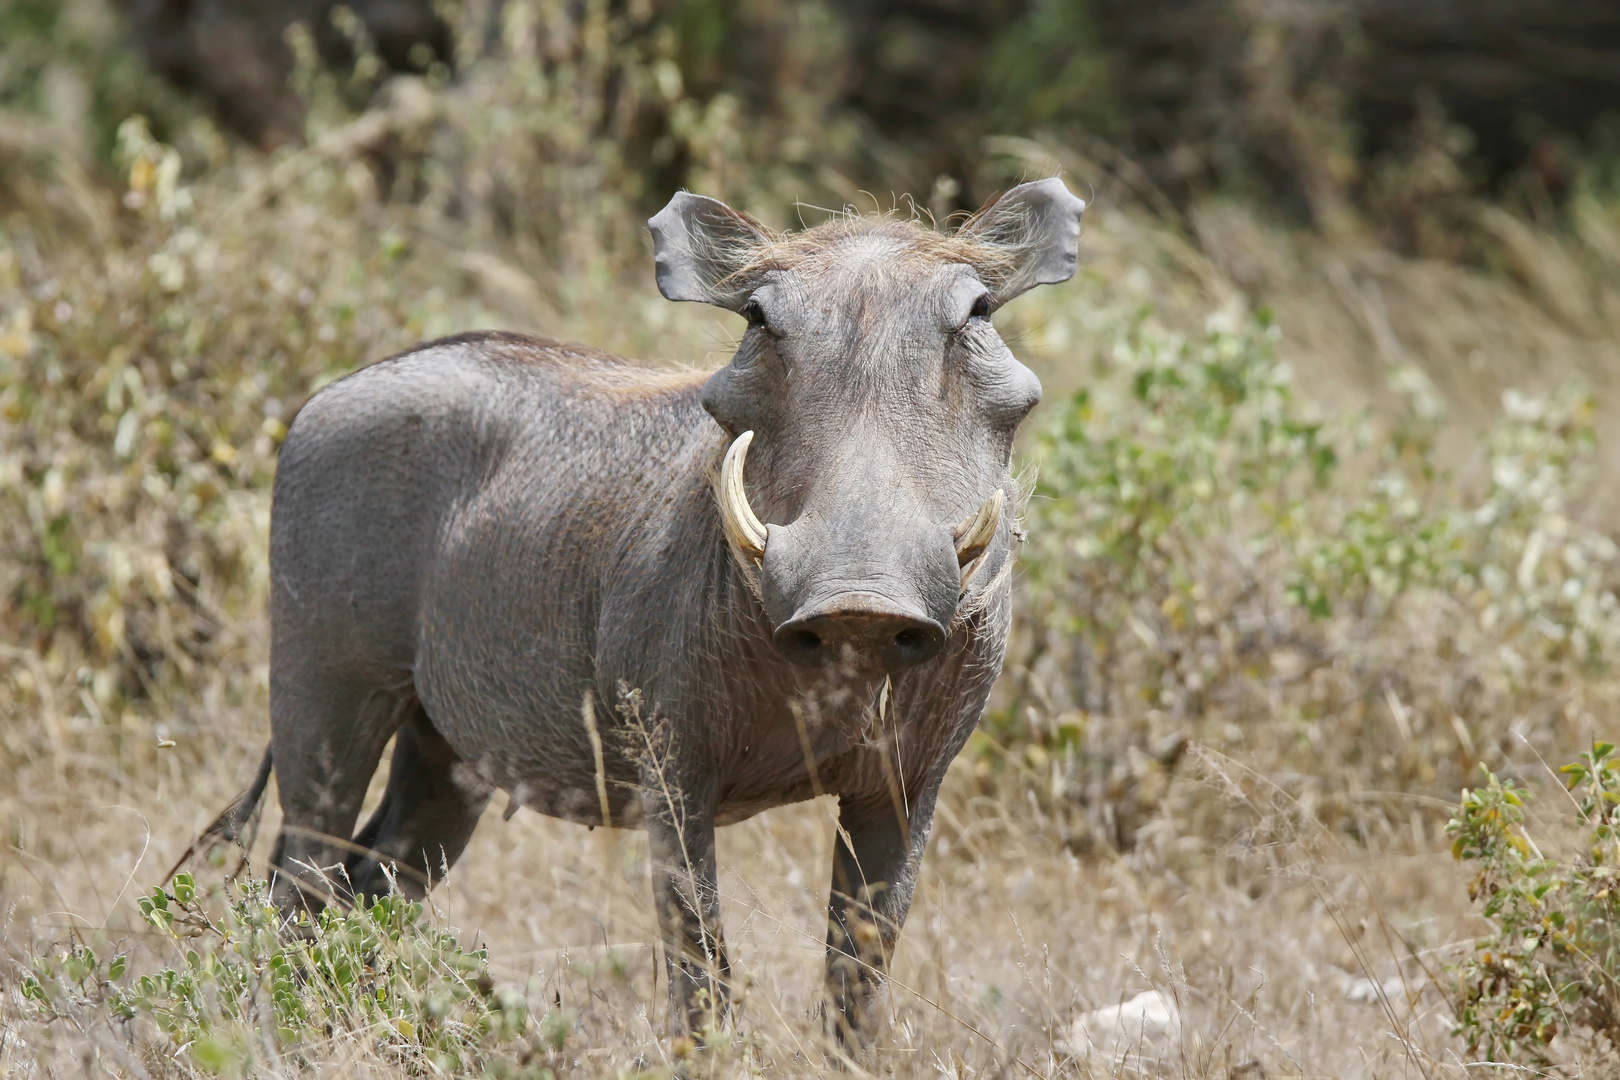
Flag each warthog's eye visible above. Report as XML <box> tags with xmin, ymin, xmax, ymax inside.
<box><xmin>954</xmin><ymin>292</ymin><xmax>994</xmax><ymax>334</ymax></box>
<box><xmin>741</xmin><ymin>297</ymin><xmax>770</xmax><ymax>332</ymax></box>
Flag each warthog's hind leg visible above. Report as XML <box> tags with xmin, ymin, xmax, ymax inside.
<box><xmin>269</xmin><ymin>669</ymin><xmax>416</xmax><ymax>913</ymax></box>
<box><xmin>345</xmin><ymin>703</ymin><xmax>492</xmax><ymax>902</ymax></box>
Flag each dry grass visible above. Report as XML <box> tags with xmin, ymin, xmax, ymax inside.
<box><xmin>2</xmin><ymin>699</ymin><xmax>1485</xmax><ymax>1078</ymax></box>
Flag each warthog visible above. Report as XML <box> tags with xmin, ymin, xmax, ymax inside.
<box><xmin>214</xmin><ymin>178</ymin><xmax>1084</xmax><ymax>1050</ymax></box>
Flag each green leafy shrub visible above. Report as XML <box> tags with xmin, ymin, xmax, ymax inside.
<box><xmin>19</xmin><ymin>873</ymin><xmax>554</xmax><ymax>1077</ymax></box>
<box><xmin>1022</xmin><ymin>311</ymin><xmax>1334</xmax><ymax>650</ymax></box>
<box><xmin>1446</xmin><ymin>745</ymin><xmax>1620</xmax><ymax>1066</ymax></box>
<box><xmin>989</xmin><ymin>301</ymin><xmax>1620</xmax><ymax>852</ymax></box>
<box><xmin>996</xmin><ymin>312</ymin><xmax>1352</xmax><ymax>848</ymax></box>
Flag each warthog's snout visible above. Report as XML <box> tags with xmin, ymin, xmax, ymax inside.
<box><xmin>773</xmin><ymin>592</ymin><xmax>946</xmax><ymax>672</ymax></box>
<box><xmin>719</xmin><ymin>429</ymin><xmax>1009</xmax><ymax>676</ymax></box>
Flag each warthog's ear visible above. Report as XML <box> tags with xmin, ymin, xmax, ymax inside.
<box><xmin>648</xmin><ymin>192</ymin><xmax>772</xmax><ymax>311</ymax></box>
<box><xmin>961</xmin><ymin>177</ymin><xmax>1087</xmax><ymax>307</ymax></box>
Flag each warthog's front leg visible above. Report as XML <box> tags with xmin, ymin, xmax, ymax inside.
<box><xmin>824</xmin><ymin>789</ymin><xmax>934</xmax><ymax>1055</ymax></box>
<box><xmin>640</xmin><ymin>777</ymin><xmax>729</xmax><ymax>1041</ymax></box>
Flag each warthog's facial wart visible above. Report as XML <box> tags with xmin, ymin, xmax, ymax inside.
<box><xmin>649</xmin><ymin>178</ymin><xmax>1085</xmax><ymax>675</ymax></box>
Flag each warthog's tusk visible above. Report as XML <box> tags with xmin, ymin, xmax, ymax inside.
<box><xmin>719</xmin><ymin>430</ymin><xmax>769</xmax><ymax>560</ymax></box>
<box><xmin>952</xmin><ymin>488</ymin><xmax>1004</xmax><ymax>566</ymax></box>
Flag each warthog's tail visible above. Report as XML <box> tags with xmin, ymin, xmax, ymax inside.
<box><xmin>164</xmin><ymin>744</ymin><xmax>274</xmax><ymax>882</ymax></box>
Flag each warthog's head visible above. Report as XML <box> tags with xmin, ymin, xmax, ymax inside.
<box><xmin>649</xmin><ymin>179</ymin><xmax>1085</xmax><ymax>675</ymax></box>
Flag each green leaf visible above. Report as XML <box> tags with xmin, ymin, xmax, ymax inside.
<box><xmin>190</xmin><ymin>1033</ymin><xmax>244</xmax><ymax>1075</ymax></box>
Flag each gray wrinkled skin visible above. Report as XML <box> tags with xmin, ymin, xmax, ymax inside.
<box><xmin>262</xmin><ymin>178</ymin><xmax>1085</xmax><ymax>1053</ymax></box>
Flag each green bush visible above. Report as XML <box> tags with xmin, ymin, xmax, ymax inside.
<box><xmin>19</xmin><ymin>873</ymin><xmax>556</xmax><ymax>1077</ymax></box>
<box><xmin>1022</xmin><ymin>310</ymin><xmax>1334</xmax><ymax>649</ymax></box>
<box><xmin>1447</xmin><ymin>745</ymin><xmax>1620</xmax><ymax>1065</ymax></box>
<box><xmin>988</xmin><ymin>302</ymin><xmax>1619</xmax><ymax>851</ymax></box>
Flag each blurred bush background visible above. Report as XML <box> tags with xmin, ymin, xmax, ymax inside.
<box><xmin>4</xmin><ymin>1</ymin><xmax>1620</xmax><ymax>1076</ymax></box>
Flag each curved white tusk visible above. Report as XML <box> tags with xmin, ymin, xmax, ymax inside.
<box><xmin>952</xmin><ymin>488</ymin><xmax>1004</xmax><ymax>567</ymax></box>
<box><xmin>719</xmin><ymin>430</ymin><xmax>769</xmax><ymax>560</ymax></box>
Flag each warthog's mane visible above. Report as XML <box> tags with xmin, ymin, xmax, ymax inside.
<box><xmin>715</xmin><ymin>201</ymin><xmax>1037</xmax><ymax>293</ymax></box>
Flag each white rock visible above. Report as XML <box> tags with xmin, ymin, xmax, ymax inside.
<box><xmin>1068</xmin><ymin>989</ymin><xmax>1182</xmax><ymax>1057</ymax></box>
<box><xmin>1343</xmin><ymin>975</ymin><xmax>1408</xmax><ymax>1004</ymax></box>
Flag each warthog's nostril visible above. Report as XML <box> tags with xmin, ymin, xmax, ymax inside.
<box><xmin>773</xmin><ymin>597</ymin><xmax>945</xmax><ymax>673</ymax></box>
<box><xmin>786</xmin><ymin>629</ymin><xmax>821</xmax><ymax>655</ymax></box>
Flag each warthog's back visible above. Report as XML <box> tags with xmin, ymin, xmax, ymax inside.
<box><xmin>271</xmin><ymin>332</ymin><xmax>717</xmax><ymax>816</ymax></box>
